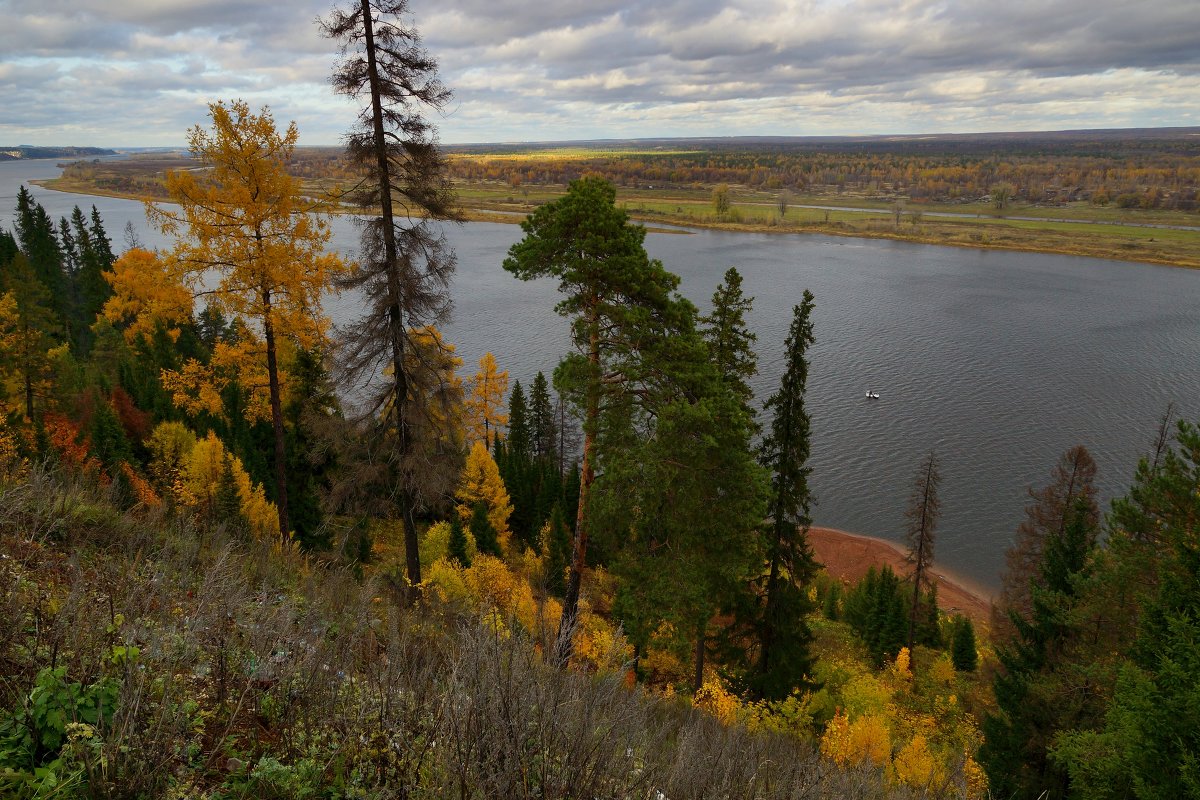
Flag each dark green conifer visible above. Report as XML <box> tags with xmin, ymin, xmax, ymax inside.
<box><xmin>285</xmin><ymin>348</ymin><xmax>339</xmax><ymax>550</ymax></box>
<box><xmin>470</xmin><ymin>501</ymin><xmax>500</xmax><ymax>557</ymax></box>
<box><xmin>530</xmin><ymin>371</ymin><xmax>557</xmax><ymax>461</ymax></box>
<box><xmin>447</xmin><ymin>516</ymin><xmax>471</xmax><ymax>567</ymax></box>
<box><xmin>700</xmin><ymin>266</ymin><xmax>758</xmax><ymax>431</ymax></box>
<box><xmin>741</xmin><ymin>291</ymin><xmax>819</xmax><ymax>698</ymax></box>
<box><xmin>543</xmin><ymin>502</ymin><xmax>571</xmax><ymax>596</ymax></box>
<box><xmin>951</xmin><ymin>616</ymin><xmax>978</xmax><ymax>672</ymax></box>
<box><xmin>214</xmin><ymin>455</ymin><xmax>248</xmax><ymax>535</ymax></box>
<box><xmin>980</xmin><ymin>495</ymin><xmax>1096</xmax><ymax>800</ymax></box>
<box><xmin>89</xmin><ymin>394</ymin><xmax>133</xmax><ymax>469</ymax></box>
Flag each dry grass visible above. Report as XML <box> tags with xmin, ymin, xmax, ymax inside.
<box><xmin>0</xmin><ymin>468</ymin><xmax>951</xmax><ymax>799</ymax></box>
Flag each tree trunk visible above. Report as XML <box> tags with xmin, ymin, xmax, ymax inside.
<box><xmin>555</xmin><ymin>321</ymin><xmax>599</xmax><ymax>665</ymax></box>
<box><xmin>693</xmin><ymin>621</ymin><xmax>707</xmax><ymax>692</ymax></box>
<box><xmin>263</xmin><ymin>306</ymin><xmax>291</xmax><ymax>543</ymax></box>
<box><xmin>362</xmin><ymin>0</ymin><xmax>421</xmax><ymax>598</ymax></box>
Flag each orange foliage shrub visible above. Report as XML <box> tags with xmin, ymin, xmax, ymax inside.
<box><xmin>43</xmin><ymin>413</ymin><xmax>103</xmax><ymax>479</ymax></box>
<box><xmin>119</xmin><ymin>462</ymin><xmax>162</xmax><ymax>509</ymax></box>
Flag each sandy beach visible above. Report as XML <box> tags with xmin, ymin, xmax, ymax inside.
<box><xmin>808</xmin><ymin>526</ymin><xmax>994</xmax><ymax>625</ymax></box>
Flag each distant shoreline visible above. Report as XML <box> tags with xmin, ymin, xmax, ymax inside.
<box><xmin>808</xmin><ymin>526</ymin><xmax>994</xmax><ymax>626</ymax></box>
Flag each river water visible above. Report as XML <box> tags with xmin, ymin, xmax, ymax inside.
<box><xmin>4</xmin><ymin>157</ymin><xmax>1200</xmax><ymax>592</ymax></box>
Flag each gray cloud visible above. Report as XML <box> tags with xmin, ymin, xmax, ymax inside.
<box><xmin>0</xmin><ymin>0</ymin><xmax>1196</xmax><ymax>146</ymax></box>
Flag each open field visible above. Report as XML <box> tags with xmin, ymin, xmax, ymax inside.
<box><xmin>37</xmin><ymin>133</ymin><xmax>1200</xmax><ymax>267</ymax></box>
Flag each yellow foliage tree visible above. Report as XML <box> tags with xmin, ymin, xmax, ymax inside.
<box><xmin>892</xmin><ymin>733</ymin><xmax>943</xmax><ymax>790</ymax></box>
<box><xmin>183</xmin><ymin>431</ymin><xmax>280</xmax><ymax>542</ymax></box>
<box><xmin>820</xmin><ymin>710</ymin><xmax>854</xmax><ymax>766</ymax></box>
<box><xmin>455</xmin><ymin>440</ymin><xmax>514</xmax><ymax>540</ymax></box>
<box><xmin>849</xmin><ymin>714</ymin><xmax>892</xmax><ymax>767</ymax></box>
<box><xmin>464</xmin><ymin>352</ymin><xmax>508</xmax><ymax>447</ymax></box>
<box><xmin>101</xmin><ymin>248</ymin><xmax>193</xmax><ymax>344</ymax></box>
<box><xmin>148</xmin><ymin>99</ymin><xmax>345</xmax><ymax>541</ymax></box>
<box><xmin>694</xmin><ymin>679</ymin><xmax>741</xmax><ymax>725</ymax></box>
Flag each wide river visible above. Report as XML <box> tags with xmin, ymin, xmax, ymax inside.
<box><xmin>4</xmin><ymin>157</ymin><xmax>1200</xmax><ymax>593</ymax></box>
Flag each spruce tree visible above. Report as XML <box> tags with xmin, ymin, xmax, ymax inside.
<box><xmin>447</xmin><ymin>516</ymin><xmax>471</xmax><ymax>567</ymax></box>
<box><xmin>530</xmin><ymin>371</ymin><xmax>557</xmax><ymax>462</ymax></box>
<box><xmin>77</xmin><ymin>206</ymin><xmax>114</xmax><ymax>351</ymax></box>
<box><xmin>736</xmin><ymin>291</ymin><xmax>819</xmax><ymax>698</ymax></box>
<box><xmin>469</xmin><ymin>501</ymin><xmax>501</xmax><ymax>558</ymax></box>
<box><xmin>1</xmin><ymin>253</ymin><xmax>60</xmax><ymax>418</ymax></box>
<box><xmin>1053</xmin><ymin>422</ymin><xmax>1200</xmax><ymax>800</ymax></box>
<box><xmin>14</xmin><ymin>188</ymin><xmax>67</xmax><ymax>321</ymax></box>
<box><xmin>951</xmin><ymin>616</ymin><xmax>978</xmax><ymax>672</ymax></box>
<box><xmin>89</xmin><ymin>394</ymin><xmax>133</xmax><ymax>470</ymax></box>
<box><xmin>700</xmin><ymin>266</ymin><xmax>759</xmax><ymax>431</ymax></box>
<box><xmin>285</xmin><ymin>348</ymin><xmax>339</xmax><ymax>551</ymax></box>
<box><xmin>980</xmin><ymin>495</ymin><xmax>1097</xmax><ymax>800</ymax></box>
<box><xmin>0</xmin><ymin>229</ymin><xmax>18</xmax><ymax>269</ymax></box>
<box><xmin>543</xmin><ymin>502</ymin><xmax>571</xmax><ymax>596</ymax></box>
<box><xmin>507</xmin><ymin>381</ymin><xmax>530</xmax><ymax>461</ymax></box>
<box><xmin>214</xmin><ymin>455</ymin><xmax>248</xmax><ymax>535</ymax></box>
<box><xmin>996</xmin><ymin>445</ymin><xmax>1098</xmax><ymax>635</ymax></box>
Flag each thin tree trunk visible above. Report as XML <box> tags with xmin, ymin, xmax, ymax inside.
<box><xmin>906</xmin><ymin>456</ymin><xmax>935</xmax><ymax>661</ymax></box>
<box><xmin>693</xmin><ymin>621</ymin><xmax>707</xmax><ymax>692</ymax></box>
<box><xmin>362</xmin><ymin>0</ymin><xmax>421</xmax><ymax>597</ymax></box>
<box><xmin>262</xmin><ymin>306</ymin><xmax>290</xmax><ymax>543</ymax></box>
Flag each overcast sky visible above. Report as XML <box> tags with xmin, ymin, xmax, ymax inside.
<box><xmin>2</xmin><ymin>0</ymin><xmax>1198</xmax><ymax>147</ymax></box>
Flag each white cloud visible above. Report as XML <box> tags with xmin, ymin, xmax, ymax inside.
<box><xmin>0</xmin><ymin>0</ymin><xmax>1196</xmax><ymax>145</ymax></box>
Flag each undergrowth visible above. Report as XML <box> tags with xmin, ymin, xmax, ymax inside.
<box><xmin>0</xmin><ymin>468</ymin><xmax>941</xmax><ymax>798</ymax></box>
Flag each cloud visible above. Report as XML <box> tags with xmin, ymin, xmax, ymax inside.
<box><xmin>0</xmin><ymin>0</ymin><xmax>1196</xmax><ymax>145</ymax></box>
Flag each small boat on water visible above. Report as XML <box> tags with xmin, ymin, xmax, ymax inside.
<box><xmin>865</xmin><ymin>390</ymin><xmax>880</xmax><ymax>399</ymax></box>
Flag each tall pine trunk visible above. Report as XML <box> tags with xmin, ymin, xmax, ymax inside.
<box><xmin>555</xmin><ymin>321</ymin><xmax>599</xmax><ymax>664</ymax></box>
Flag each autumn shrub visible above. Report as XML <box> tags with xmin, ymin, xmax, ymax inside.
<box><xmin>0</xmin><ymin>469</ymin><xmax>970</xmax><ymax>799</ymax></box>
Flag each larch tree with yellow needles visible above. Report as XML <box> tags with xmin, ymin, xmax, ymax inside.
<box><xmin>466</xmin><ymin>352</ymin><xmax>508</xmax><ymax>447</ymax></box>
<box><xmin>147</xmin><ymin>100</ymin><xmax>345</xmax><ymax>543</ymax></box>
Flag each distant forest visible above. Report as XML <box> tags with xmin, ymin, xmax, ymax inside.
<box><xmin>0</xmin><ymin>146</ymin><xmax>116</xmax><ymax>162</ymax></box>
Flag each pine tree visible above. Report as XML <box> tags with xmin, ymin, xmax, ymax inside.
<box><xmin>700</xmin><ymin>266</ymin><xmax>758</xmax><ymax>431</ymax></box>
<box><xmin>504</xmin><ymin>176</ymin><xmax>690</xmax><ymax>663</ymax></box>
<box><xmin>321</xmin><ymin>0</ymin><xmax>459</xmax><ymax>596</ymax></box>
<box><xmin>736</xmin><ymin>292</ymin><xmax>819</xmax><ymax>698</ymax></box>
